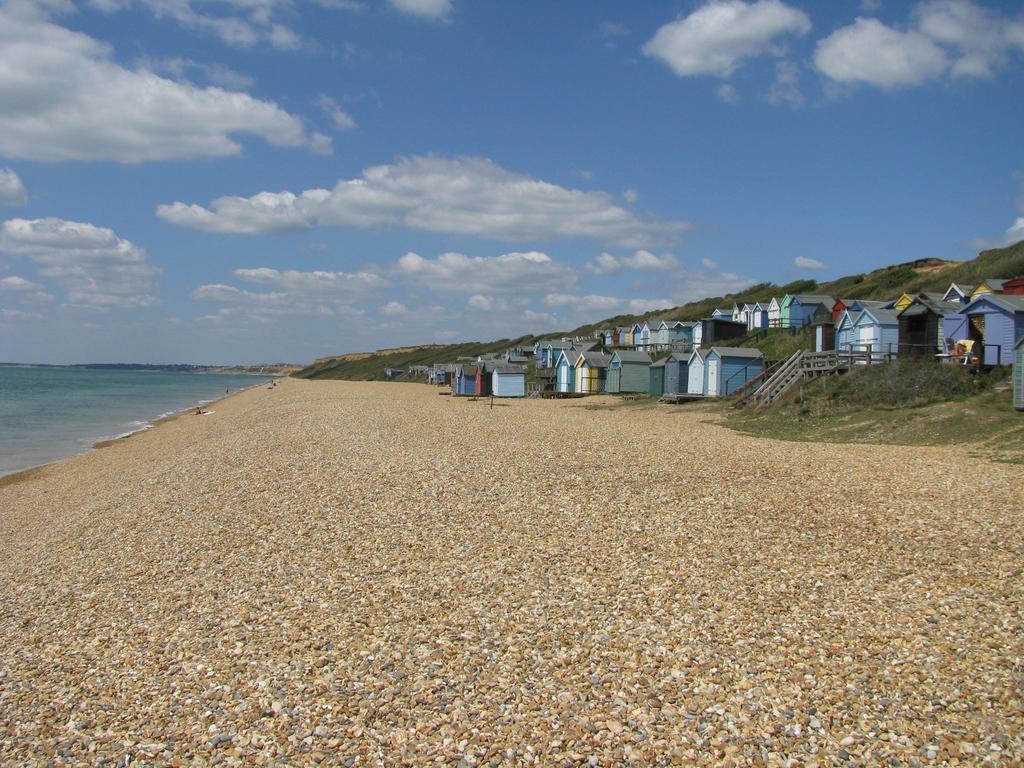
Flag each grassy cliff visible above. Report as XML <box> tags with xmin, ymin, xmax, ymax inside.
<box><xmin>296</xmin><ymin>240</ymin><xmax>1024</xmax><ymax>380</ymax></box>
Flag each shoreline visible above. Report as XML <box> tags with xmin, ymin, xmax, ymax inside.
<box><xmin>0</xmin><ymin>376</ymin><xmax>277</xmax><ymax>488</ymax></box>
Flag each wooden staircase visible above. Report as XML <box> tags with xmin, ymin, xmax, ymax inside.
<box><xmin>736</xmin><ymin>350</ymin><xmax>852</xmax><ymax>410</ymax></box>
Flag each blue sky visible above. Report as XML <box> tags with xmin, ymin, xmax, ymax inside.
<box><xmin>0</xmin><ymin>0</ymin><xmax>1022</xmax><ymax>364</ymax></box>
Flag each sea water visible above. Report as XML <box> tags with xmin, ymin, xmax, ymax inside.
<box><xmin>0</xmin><ymin>366</ymin><xmax>272</xmax><ymax>477</ymax></box>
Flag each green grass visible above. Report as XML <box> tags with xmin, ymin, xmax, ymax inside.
<box><xmin>725</xmin><ymin>362</ymin><xmax>1023</xmax><ymax>463</ymax></box>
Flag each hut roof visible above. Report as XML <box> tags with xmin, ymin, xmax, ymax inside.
<box><xmin>794</xmin><ymin>294</ymin><xmax>836</xmax><ymax>306</ymax></box>
<box><xmin>709</xmin><ymin>346</ymin><xmax>763</xmax><ymax>359</ymax></box>
<box><xmin>493</xmin><ymin>365</ymin><xmax>525</xmax><ymax>374</ymax></box>
<box><xmin>859</xmin><ymin>307</ymin><xmax>900</xmax><ymax>325</ymax></box>
<box><xmin>650</xmin><ymin>358</ymin><xmax>667</xmax><ymax>368</ymax></box>
<box><xmin>580</xmin><ymin>351</ymin><xmax>611</xmax><ymax>368</ymax></box>
<box><xmin>969</xmin><ymin>294</ymin><xmax>1024</xmax><ymax>312</ymax></box>
<box><xmin>901</xmin><ymin>295</ymin><xmax>961</xmax><ymax>316</ymax></box>
<box><xmin>613</xmin><ymin>350</ymin><xmax>652</xmax><ymax>364</ymax></box>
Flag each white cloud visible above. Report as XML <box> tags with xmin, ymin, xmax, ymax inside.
<box><xmin>544</xmin><ymin>293</ymin><xmax>673</xmax><ymax>316</ymax></box>
<box><xmin>814</xmin><ymin>17</ymin><xmax>948</xmax><ymax>88</ymax></box>
<box><xmin>193</xmin><ymin>267</ymin><xmax>382</xmax><ymax>319</ymax></box>
<box><xmin>814</xmin><ymin>2</ymin><xmax>1024</xmax><ymax>89</ymax></box>
<box><xmin>701</xmin><ymin>257</ymin><xmax>720</xmax><ymax>269</ymax></box>
<box><xmin>623</xmin><ymin>187</ymin><xmax>639</xmax><ymax>203</ymax></box>
<box><xmin>794</xmin><ymin>255</ymin><xmax>827</xmax><ymax>269</ymax></box>
<box><xmin>389</xmin><ymin>0</ymin><xmax>451</xmax><ymax>21</ymax></box>
<box><xmin>318</xmin><ymin>95</ymin><xmax>357</xmax><ymax>131</ymax></box>
<box><xmin>157</xmin><ymin>155</ymin><xmax>688</xmax><ymax>247</ymax></box>
<box><xmin>766</xmin><ymin>60</ymin><xmax>804</xmax><ymax>106</ymax></box>
<box><xmin>0</xmin><ymin>275</ymin><xmax>53</xmax><ymax>302</ymax></box>
<box><xmin>717</xmin><ymin>83</ymin><xmax>740</xmax><ymax>103</ymax></box>
<box><xmin>88</xmin><ymin>0</ymin><xmax>360</xmax><ymax>50</ymax></box>
<box><xmin>643</xmin><ymin>0</ymin><xmax>811</xmax><ymax>78</ymax></box>
<box><xmin>379</xmin><ymin>300</ymin><xmax>408</xmax><ymax>316</ymax></box>
<box><xmin>0</xmin><ymin>3</ymin><xmax>321</xmax><ymax>162</ymax></box>
<box><xmin>395</xmin><ymin>250</ymin><xmax>577</xmax><ymax>294</ymax></box>
<box><xmin>0</xmin><ymin>169</ymin><xmax>28</xmax><ymax>206</ymax></box>
<box><xmin>1003</xmin><ymin>217</ymin><xmax>1024</xmax><ymax>246</ymax></box>
<box><xmin>0</xmin><ymin>218</ymin><xmax>159</xmax><ymax>308</ymax></box>
<box><xmin>914</xmin><ymin>0</ymin><xmax>1024</xmax><ymax>78</ymax></box>
<box><xmin>585</xmin><ymin>249</ymin><xmax>679</xmax><ymax>274</ymax></box>
<box><xmin>139</xmin><ymin>57</ymin><xmax>256</xmax><ymax>91</ymax></box>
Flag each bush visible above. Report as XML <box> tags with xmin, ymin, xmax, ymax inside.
<box><xmin>815</xmin><ymin>360</ymin><xmax>1006</xmax><ymax>411</ymax></box>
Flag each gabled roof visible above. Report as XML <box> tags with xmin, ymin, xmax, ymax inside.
<box><xmin>658</xmin><ymin>319</ymin><xmax>687</xmax><ymax>329</ymax></box>
<box><xmin>688</xmin><ymin>347</ymin><xmax>707</xmax><ymax>364</ymax></box>
<box><xmin>768</xmin><ymin>297</ymin><xmax>782</xmax><ymax>308</ymax></box>
<box><xmin>579</xmin><ymin>351</ymin><xmax>612</xmax><ymax>368</ymax></box>
<box><xmin>836</xmin><ymin>309</ymin><xmax>862</xmax><ymax>329</ymax></box>
<box><xmin>493</xmin><ymin>364</ymin><xmax>524</xmax><ymax>374</ymax></box>
<box><xmin>963</xmin><ymin>294</ymin><xmax>1024</xmax><ymax>313</ymax></box>
<box><xmin>573</xmin><ymin>340</ymin><xmax>599</xmax><ymax>352</ymax></box>
<box><xmin>612</xmin><ymin>350</ymin><xmax>652</xmax><ymax>364</ymax></box>
<box><xmin>855</xmin><ymin>307</ymin><xmax>900</xmax><ymax>326</ymax></box>
<box><xmin>543</xmin><ymin>339</ymin><xmax>572</xmax><ymax>349</ymax></box>
<box><xmin>650</xmin><ymin>357</ymin><xmax>667</xmax><ymax>368</ymax></box>
<box><xmin>793</xmin><ymin>294</ymin><xmax>836</xmax><ymax>307</ymax></box>
<box><xmin>708</xmin><ymin>346</ymin><xmax>763</xmax><ymax>359</ymax></box>
<box><xmin>899</xmin><ymin>294</ymin><xmax>961</xmax><ymax>317</ymax></box>
<box><xmin>556</xmin><ymin>349</ymin><xmax>581</xmax><ymax>366</ymax></box>
<box><xmin>976</xmin><ymin>279</ymin><xmax>1007</xmax><ymax>292</ymax></box>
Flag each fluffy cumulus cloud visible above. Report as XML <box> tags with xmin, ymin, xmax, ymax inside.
<box><xmin>814</xmin><ymin>18</ymin><xmax>948</xmax><ymax>88</ymax></box>
<box><xmin>193</xmin><ymin>267</ymin><xmax>385</xmax><ymax>319</ymax></box>
<box><xmin>0</xmin><ymin>3</ymin><xmax>322</xmax><ymax>162</ymax></box>
<box><xmin>793</xmin><ymin>255</ymin><xmax>827</xmax><ymax>269</ymax></box>
<box><xmin>585</xmin><ymin>250</ymin><xmax>679</xmax><ymax>274</ymax></box>
<box><xmin>643</xmin><ymin>0</ymin><xmax>811</xmax><ymax>78</ymax></box>
<box><xmin>389</xmin><ymin>0</ymin><xmax>452</xmax><ymax>21</ymax></box>
<box><xmin>814</xmin><ymin>1</ymin><xmax>1024</xmax><ymax>89</ymax></box>
<box><xmin>1005</xmin><ymin>218</ymin><xmax>1024</xmax><ymax>245</ymax></box>
<box><xmin>0</xmin><ymin>169</ymin><xmax>28</xmax><ymax>205</ymax></box>
<box><xmin>157</xmin><ymin>155</ymin><xmax>688</xmax><ymax>247</ymax></box>
<box><xmin>394</xmin><ymin>250</ymin><xmax>577</xmax><ymax>294</ymax></box>
<box><xmin>0</xmin><ymin>218</ymin><xmax>158</xmax><ymax>308</ymax></box>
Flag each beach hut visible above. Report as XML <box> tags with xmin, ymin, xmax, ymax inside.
<box><xmin>787</xmin><ymin>295</ymin><xmax>834</xmax><ymax>328</ymax></box>
<box><xmin>748</xmin><ymin>302</ymin><xmax>769</xmax><ymax>330</ymax></box>
<box><xmin>767</xmin><ymin>297</ymin><xmax>782</xmax><ymax>327</ymax></box>
<box><xmin>637</xmin><ymin>322</ymin><xmax>653</xmax><ymax>351</ymax></box>
<box><xmin>554</xmin><ymin>349</ymin><xmax>579</xmax><ymax>393</ymax></box>
<box><xmin>897</xmin><ymin>294</ymin><xmax>961</xmax><ymax>357</ymax></box>
<box><xmin>452</xmin><ymin>364</ymin><xmax>478</xmax><ymax>396</ymax></box>
<box><xmin>704</xmin><ymin>347</ymin><xmax>764</xmax><ymax>396</ymax></box>
<box><xmin>813</xmin><ymin>320</ymin><xmax>835</xmax><ymax>352</ymax></box>
<box><xmin>969</xmin><ymin>279</ymin><xmax>1007</xmax><ymax>301</ymax></box>
<box><xmin>649</xmin><ymin>358</ymin><xmax>666</xmax><ymax>396</ymax></box>
<box><xmin>663</xmin><ymin>353</ymin><xmax>688</xmax><ymax>395</ymax></box>
<box><xmin>606</xmin><ymin>350</ymin><xmax>652</xmax><ymax>393</ymax></box>
<box><xmin>475</xmin><ymin>361</ymin><xmax>495</xmax><ymax>396</ymax></box>
<box><xmin>1014</xmin><ymin>336</ymin><xmax>1024</xmax><ymax>410</ymax></box>
<box><xmin>661</xmin><ymin>320</ymin><xmax>695</xmax><ymax>349</ymax></box>
<box><xmin>943</xmin><ymin>283</ymin><xmax>975</xmax><ymax>304</ymax></box>
<box><xmin>845</xmin><ymin>307</ymin><xmax>900</xmax><ymax>362</ymax></box>
<box><xmin>711</xmin><ymin>307</ymin><xmax>732</xmax><ymax>320</ymax></box>
<box><xmin>835</xmin><ymin>310</ymin><xmax>860</xmax><ymax>353</ymax></box>
<box><xmin>697</xmin><ymin>318</ymin><xmax>748</xmax><ymax>345</ymax></box>
<box><xmin>1003</xmin><ymin>277</ymin><xmax>1024</xmax><ymax>295</ymax></box>
<box><xmin>491</xmin><ymin>365</ymin><xmax>525</xmax><ymax>397</ymax></box>
<box><xmin>686</xmin><ymin>348</ymin><xmax>707</xmax><ymax>394</ymax></box>
<box><xmin>943</xmin><ymin>294</ymin><xmax>1024</xmax><ymax>366</ymax></box>
<box><xmin>575</xmin><ymin>351</ymin><xmax>611</xmax><ymax>393</ymax></box>
<box><xmin>535</xmin><ymin>340</ymin><xmax>571</xmax><ymax>369</ymax></box>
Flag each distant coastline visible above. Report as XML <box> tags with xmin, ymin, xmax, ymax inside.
<box><xmin>0</xmin><ymin>362</ymin><xmax>299</xmax><ymax>375</ymax></box>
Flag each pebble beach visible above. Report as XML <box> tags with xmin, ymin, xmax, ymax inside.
<box><xmin>1</xmin><ymin>378</ymin><xmax>1021</xmax><ymax>766</ymax></box>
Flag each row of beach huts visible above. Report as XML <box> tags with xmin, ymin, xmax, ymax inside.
<box><xmin>397</xmin><ymin>277</ymin><xmax>1024</xmax><ymax>409</ymax></box>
